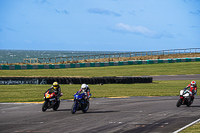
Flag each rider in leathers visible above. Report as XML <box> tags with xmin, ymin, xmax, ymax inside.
<box><xmin>46</xmin><ymin>82</ymin><xmax>61</xmax><ymax>101</ymax></box>
<box><xmin>184</xmin><ymin>80</ymin><xmax>197</xmax><ymax>103</ymax></box>
<box><xmin>78</xmin><ymin>84</ymin><xmax>91</xmax><ymax>102</ymax></box>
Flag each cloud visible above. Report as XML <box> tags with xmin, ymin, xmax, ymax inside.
<box><xmin>7</xmin><ymin>28</ymin><xmax>15</xmax><ymax>32</ymax></box>
<box><xmin>35</xmin><ymin>0</ymin><xmax>50</xmax><ymax>4</ymax></box>
<box><xmin>128</xmin><ymin>10</ymin><xmax>136</xmax><ymax>16</ymax></box>
<box><xmin>88</xmin><ymin>8</ymin><xmax>121</xmax><ymax>17</ymax></box>
<box><xmin>189</xmin><ymin>10</ymin><xmax>200</xmax><ymax>15</ymax></box>
<box><xmin>189</xmin><ymin>25</ymin><xmax>198</xmax><ymax>28</ymax></box>
<box><xmin>110</xmin><ymin>23</ymin><xmax>173</xmax><ymax>39</ymax></box>
<box><xmin>55</xmin><ymin>9</ymin><xmax>69</xmax><ymax>15</ymax></box>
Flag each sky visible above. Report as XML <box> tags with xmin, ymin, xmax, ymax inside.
<box><xmin>0</xmin><ymin>0</ymin><xmax>200</xmax><ymax>51</ymax></box>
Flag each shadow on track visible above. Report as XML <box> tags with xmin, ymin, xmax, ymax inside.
<box><xmin>56</xmin><ymin>109</ymin><xmax>71</xmax><ymax>111</ymax></box>
<box><xmin>42</xmin><ymin>109</ymin><xmax>71</xmax><ymax>112</ymax></box>
<box><xmin>189</xmin><ymin>106</ymin><xmax>200</xmax><ymax>108</ymax></box>
<box><xmin>86</xmin><ymin>110</ymin><xmax>119</xmax><ymax>114</ymax></box>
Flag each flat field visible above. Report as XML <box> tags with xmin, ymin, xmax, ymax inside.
<box><xmin>0</xmin><ymin>80</ymin><xmax>200</xmax><ymax>102</ymax></box>
<box><xmin>0</xmin><ymin>62</ymin><xmax>199</xmax><ymax>102</ymax></box>
<box><xmin>0</xmin><ymin>62</ymin><xmax>200</xmax><ymax>77</ymax></box>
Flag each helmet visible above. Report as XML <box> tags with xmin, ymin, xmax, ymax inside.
<box><xmin>81</xmin><ymin>84</ymin><xmax>87</xmax><ymax>91</ymax></box>
<box><xmin>191</xmin><ymin>80</ymin><xmax>196</xmax><ymax>88</ymax></box>
<box><xmin>53</xmin><ymin>82</ymin><xmax>59</xmax><ymax>89</ymax></box>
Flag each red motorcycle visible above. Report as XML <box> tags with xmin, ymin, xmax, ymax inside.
<box><xmin>42</xmin><ymin>88</ymin><xmax>63</xmax><ymax>112</ymax></box>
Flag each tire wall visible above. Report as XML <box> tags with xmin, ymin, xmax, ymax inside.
<box><xmin>0</xmin><ymin>76</ymin><xmax>152</xmax><ymax>85</ymax></box>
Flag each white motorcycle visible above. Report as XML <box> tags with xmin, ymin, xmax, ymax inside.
<box><xmin>176</xmin><ymin>89</ymin><xmax>193</xmax><ymax>107</ymax></box>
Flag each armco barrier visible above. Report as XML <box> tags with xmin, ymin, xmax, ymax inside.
<box><xmin>0</xmin><ymin>57</ymin><xmax>200</xmax><ymax>70</ymax></box>
<box><xmin>0</xmin><ymin>76</ymin><xmax>152</xmax><ymax>85</ymax></box>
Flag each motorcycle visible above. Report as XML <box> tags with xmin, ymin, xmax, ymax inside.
<box><xmin>42</xmin><ymin>88</ymin><xmax>63</xmax><ymax>112</ymax></box>
<box><xmin>71</xmin><ymin>91</ymin><xmax>90</xmax><ymax>114</ymax></box>
<box><xmin>176</xmin><ymin>89</ymin><xmax>193</xmax><ymax>107</ymax></box>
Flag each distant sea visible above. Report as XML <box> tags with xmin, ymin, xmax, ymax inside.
<box><xmin>0</xmin><ymin>50</ymin><xmax>120</xmax><ymax>64</ymax></box>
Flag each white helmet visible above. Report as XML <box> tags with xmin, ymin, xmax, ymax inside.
<box><xmin>81</xmin><ymin>84</ymin><xmax>87</xmax><ymax>90</ymax></box>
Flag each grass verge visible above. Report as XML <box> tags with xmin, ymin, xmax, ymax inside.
<box><xmin>0</xmin><ymin>62</ymin><xmax>200</xmax><ymax>77</ymax></box>
<box><xmin>181</xmin><ymin>122</ymin><xmax>200</xmax><ymax>133</ymax></box>
<box><xmin>1</xmin><ymin>80</ymin><xmax>199</xmax><ymax>102</ymax></box>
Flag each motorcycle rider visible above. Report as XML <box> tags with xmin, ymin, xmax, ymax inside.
<box><xmin>78</xmin><ymin>84</ymin><xmax>91</xmax><ymax>102</ymax></box>
<box><xmin>184</xmin><ymin>80</ymin><xmax>197</xmax><ymax>102</ymax></box>
<box><xmin>46</xmin><ymin>82</ymin><xmax>61</xmax><ymax>101</ymax></box>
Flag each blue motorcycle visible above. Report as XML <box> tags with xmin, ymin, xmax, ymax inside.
<box><xmin>71</xmin><ymin>91</ymin><xmax>90</xmax><ymax>114</ymax></box>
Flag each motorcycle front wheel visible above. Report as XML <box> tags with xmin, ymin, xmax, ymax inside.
<box><xmin>42</xmin><ymin>101</ymin><xmax>48</xmax><ymax>112</ymax></box>
<box><xmin>71</xmin><ymin>103</ymin><xmax>77</xmax><ymax>114</ymax></box>
<box><xmin>176</xmin><ymin>99</ymin><xmax>182</xmax><ymax>107</ymax></box>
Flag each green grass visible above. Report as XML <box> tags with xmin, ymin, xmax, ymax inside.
<box><xmin>1</xmin><ymin>62</ymin><xmax>199</xmax><ymax>132</ymax></box>
<box><xmin>1</xmin><ymin>80</ymin><xmax>199</xmax><ymax>102</ymax></box>
<box><xmin>181</xmin><ymin>122</ymin><xmax>200</xmax><ymax>133</ymax></box>
<box><xmin>0</xmin><ymin>62</ymin><xmax>199</xmax><ymax>102</ymax></box>
<box><xmin>0</xmin><ymin>62</ymin><xmax>200</xmax><ymax>77</ymax></box>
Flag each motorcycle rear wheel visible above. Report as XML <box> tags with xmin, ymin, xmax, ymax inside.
<box><xmin>42</xmin><ymin>101</ymin><xmax>48</xmax><ymax>112</ymax></box>
<box><xmin>187</xmin><ymin>100</ymin><xmax>191</xmax><ymax>107</ymax></box>
<box><xmin>176</xmin><ymin>99</ymin><xmax>182</xmax><ymax>107</ymax></box>
<box><xmin>53</xmin><ymin>101</ymin><xmax>60</xmax><ymax>111</ymax></box>
<box><xmin>71</xmin><ymin>103</ymin><xmax>76</xmax><ymax>114</ymax></box>
<box><xmin>82</xmin><ymin>102</ymin><xmax>89</xmax><ymax>113</ymax></box>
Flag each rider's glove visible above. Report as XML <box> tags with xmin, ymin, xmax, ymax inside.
<box><xmin>184</xmin><ymin>87</ymin><xmax>189</xmax><ymax>90</ymax></box>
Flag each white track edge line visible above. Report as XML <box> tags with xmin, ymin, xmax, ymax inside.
<box><xmin>173</xmin><ymin>118</ymin><xmax>200</xmax><ymax>133</ymax></box>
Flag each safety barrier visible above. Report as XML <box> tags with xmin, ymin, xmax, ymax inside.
<box><xmin>0</xmin><ymin>76</ymin><xmax>152</xmax><ymax>84</ymax></box>
<box><xmin>0</xmin><ymin>57</ymin><xmax>200</xmax><ymax>70</ymax></box>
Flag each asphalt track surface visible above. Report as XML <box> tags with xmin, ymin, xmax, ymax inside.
<box><xmin>0</xmin><ymin>74</ymin><xmax>200</xmax><ymax>133</ymax></box>
<box><xmin>1</xmin><ymin>96</ymin><xmax>200</xmax><ymax>133</ymax></box>
<box><xmin>152</xmin><ymin>74</ymin><xmax>200</xmax><ymax>81</ymax></box>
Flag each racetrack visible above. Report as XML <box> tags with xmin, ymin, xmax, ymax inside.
<box><xmin>1</xmin><ymin>96</ymin><xmax>200</xmax><ymax>133</ymax></box>
<box><xmin>152</xmin><ymin>74</ymin><xmax>200</xmax><ymax>81</ymax></box>
<box><xmin>1</xmin><ymin>74</ymin><xmax>200</xmax><ymax>133</ymax></box>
